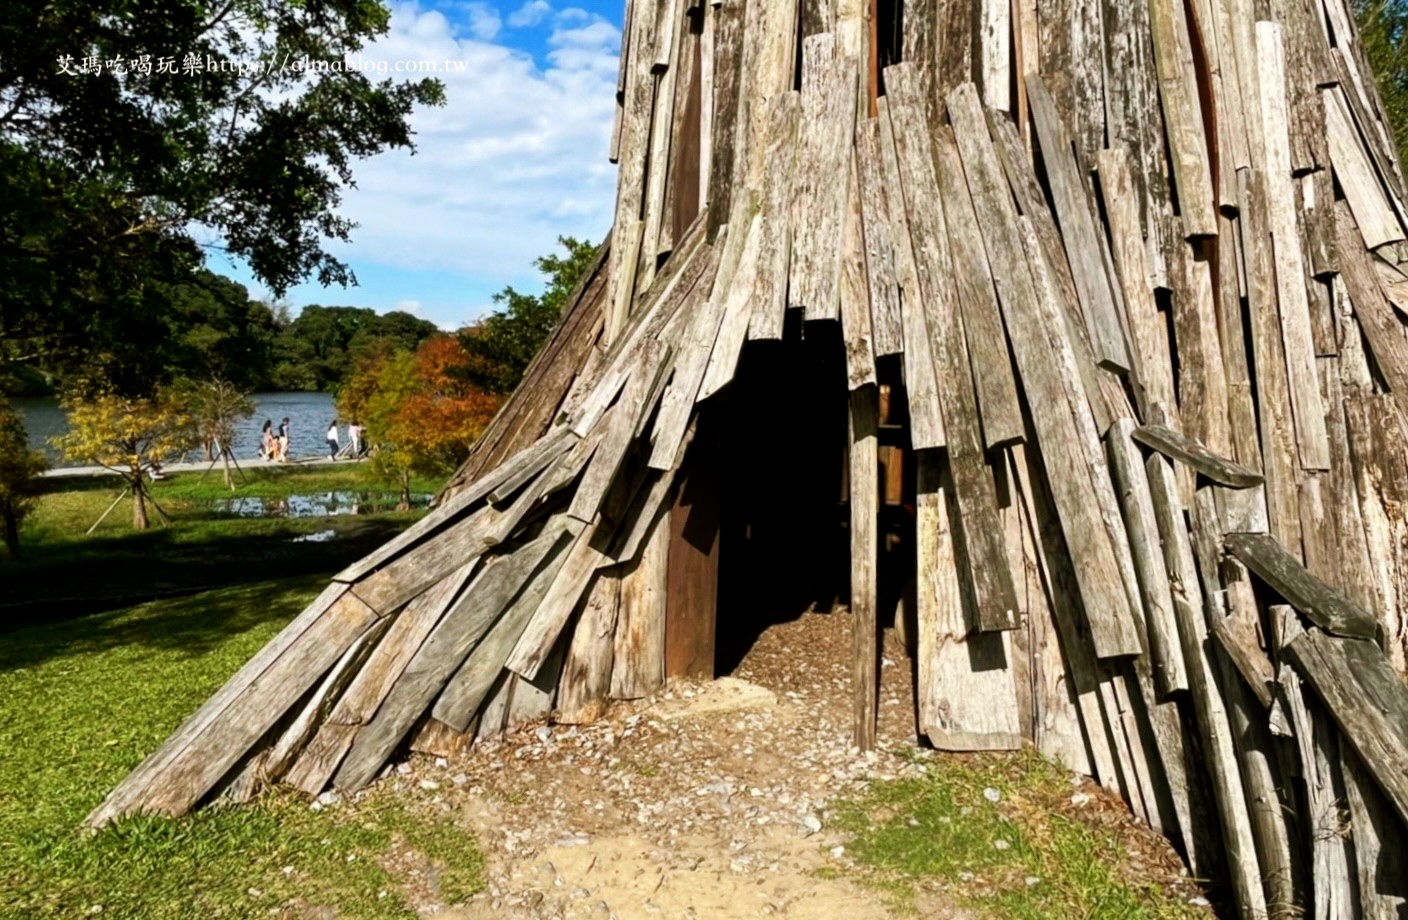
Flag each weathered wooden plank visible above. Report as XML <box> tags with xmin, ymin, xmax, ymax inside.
<box><xmin>850</xmin><ymin>385</ymin><xmax>879</xmax><ymax>750</ymax></box>
<box><xmin>1336</xmin><ymin>203</ymin><xmax>1408</xmax><ymax>430</ymax></box>
<box><xmin>699</xmin><ymin>212</ymin><xmax>764</xmax><ymax>399</ymax></box>
<box><xmin>286</xmin><ymin>563</ymin><xmax>476</xmax><ymax>795</ymax></box>
<box><xmin>791</xmin><ymin>36</ymin><xmax>856</xmax><ymax>321</ymax></box>
<box><xmin>946</xmin><ymin>81</ymin><xmax>1141</xmax><ymax>658</ymax></box>
<box><xmin>505</xmin><ymin>515</ymin><xmax>615</xmax><ymax>681</ymax></box>
<box><xmin>1146</xmin><ymin>455</ymin><xmax>1268</xmax><ymax>918</ymax></box>
<box><xmin>749</xmin><ymin>91</ymin><xmax>800</xmax><ymax>341</ymax></box>
<box><xmin>876</xmin><ymin>92</ymin><xmax>944</xmax><ymax>449</ymax></box>
<box><xmin>838</xmin><ymin>145</ymin><xmax>877</xmax><ymax>390</ymax></box>
<box><xmin>704</xmin><ymin>0</ymin><xmax>743</xmax><ymax>241</ymax></box>
<box><xmin>1027</xmin><ymin>77</ymin><xmax>1132</xmax><ymax>372</ymax></box>
<box><xmin>1240</xmin><ymin>168</ymin><xmax>1304</xmax><ymax>556</ymax></box>
<box><xmin>569</xmin><ymin>344</ymin><xmax>663</xmax><ymax>524</ymax></box>
<box><xmin>932</xmin><ymin>122</ymin><xmax>1024</xmax><ymax>449</ymax></box>
<box><xmin>915</xmin><ymin>455</ymin><xmax>1025</xmax><ymax>752</ymax></box>
<box><xmin>1225</xmin><ymin>532</ymin><xmax>1380</xmax><ymax>639</ymax></box>
<box><xmin>1258</xmin><ymin>21</ymin><xmax>1332</xmax><ymax>471</ymax></box>
<box><xmin>979</xmin><ymin>0</ymin><xmax>1010</xmax><ymax>111</ymax></box>
<box><xmin>611</xmin><ymin>505</ymin><xmax>669</xmax><ymax>699</ymax></box>
<box><xmin>86</xmin><ymin>581</ymin><xmax>358</xmax><ymax>825</ymax></box>
<box><xmin>1131</xmin><ymin>424</ymin><xmax>1264</xmax><ymax>488</ymax></box>
<box><xmin>432</xmin><ymin>524</ymin><xmax>578</xmax><ymax>732</ymax></box>
<box><xmin>1343</xmin><ymin>393</ymin><xmax>1408</xmax><ymax>672</ymax></box>
<box><xmin>1148</xmin><ymin>0</ymin><xmax>1216</xmax><ymax>237</ymax></box>
<box><xmin>1341</xmin><ymin>745</ymin><xmax>1408</xmax><ymax>918</ymax></box>
<box><xmin>1097</xmin><ymin>149</ymin><xmax>1177</xmax><ymax>420</ymax></box>
<box><xmin>335</xmin><ymin>524</ymin><xmax>575</xmax><ymax>789</ymax></box>
<box><xmin>855</xmin><ymin>117</ymin><xmax>904</xmax><ymax>357</ymax></box>
<box><xmin>664</xmin><ymin>424</ymin><xmax>721</xmax><ymax>679</ymax></box>
<box><xmin>556</xmin><ymin>571</ymin><xmax>622</xmax><ymax>724</ymax></box>
<box><xmin>1324</xmin><ymin>85</ymin><xmax>1404</xmax><ymax>250</ymax></box>
<box><xmin>1169</xmin><ymin>243</ymin><xmax>1234</xmax><ymax>461</ymax></box>
<box><xmin>1105</xmin><ymin>418</ymin><xmax>1189</xmax><ymax>696</ymax></box>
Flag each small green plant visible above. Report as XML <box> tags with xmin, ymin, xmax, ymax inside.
<box><xmin>0</xmin><ymin>399</ymin><xmax>47</xmax><ymax>558</ymax></box>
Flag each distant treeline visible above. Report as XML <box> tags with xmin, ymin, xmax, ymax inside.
<box><xmin>1</xmin><ymin>269</ymin><xmax>439</xmax><ymax>397</ymax></box>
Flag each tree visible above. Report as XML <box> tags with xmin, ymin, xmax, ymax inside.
<box><xmin>1354</xmin><ymin>2</ymin><xmax>1408</xmax><ymax>169</ymax></box>
<box><xmin>54</xmin><ymin>390</ymin><xmax>196</xmax><ymax>529</ymax></box>
<box><xmin>340</xmin><ymin>335</ymin><xmax>500</xmax><ymax>508</ymax></box>
<box><xmin>0</xmin><ymin>400</ymin><xmax>47</xmax><ymax>558</ymax></box>
<box><xmin>1</xmin><ymin>0</ymin><xmax>445</xmax><ymax>388</ymax></box>
<box><xmin>184</xmin><ymin>377</ymin><xmax>257</xmax><ymax>490</ymax></box>
<box><xmin>458</xmin><ymin>236</ymin><xmax>601</xmax><ymax>395</ymax></box>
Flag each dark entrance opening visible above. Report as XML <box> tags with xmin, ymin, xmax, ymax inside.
<box><xmin>712</xmin><ymin>317</ymin><xmax>917</xmax><ymax>677</ymax></box>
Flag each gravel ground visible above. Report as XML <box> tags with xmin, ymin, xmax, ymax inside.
<box><xmin>342</xmin><ymin>608</ymin><xmax>1194</xmax><ymax>919</ymax></box>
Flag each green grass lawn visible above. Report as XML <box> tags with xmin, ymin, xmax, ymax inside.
<box><xmin>0</xmin><ymin>578</ymin><xmax>485</xmax><ymax>919</ymax></box>
<box><xmin>5</xmin><ymin>466</ymin><xmax>443</xmax><ymax>619</ymax></box>
<box><xmin>829</xmin><ymin>750</ymin><xmax>1207</xmax><ymax>919</ymax></box>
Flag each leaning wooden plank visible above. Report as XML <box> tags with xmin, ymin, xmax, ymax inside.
<box><xmin>838</xmin><ymin>145</ymin><xmax>877</xmax><ymax>390</ymax></box>
<box><xmin>947</xmin><ymin>82</ymin><xmax>1141</xmax><ymax>659</ymax></box>
<box><xmin>1258</xmin><ymin>21</ymin><xmax>1332</xmax><ymax>471</ymax></box>
<box><xmin>1105</xmin><ymin>418</ymin><xmax>1189</xmax><ymax>696</ymax></box>
<box><xmin>855</xmin><ymin>117</ymin><xmax>904</xmax><ymax>357</ymax></box>
<box><xmin>1324</xmin><ymin>85</ymin><xmax>1405</xmax><ymax>250</ymax></box>
<box><xmin>506</xmin><ymin>519</ymin><xmax>614</xmax><ymax>680</ymax></box>
<box><xmin>647</xmin><ymin>277</ymin><xmax>726</xmax><ymax>470</ymax></box>
<box><xmin>1284</xmin><ymin>629</ymin><xmax>1408</xmax><ymax>827</ymax></box>
<box><xmin>1097</xmin><ymin>149</ymin><xmax>1177</xmax><ymax>419</ymax></box>
<box><xmin>877</xmin><ymin>92</ymin><xmax>944</xmax><ymax>449</ymax></box>
<box><xmin>106</xmin><ymin>590</ymin><xmax>379</xmax><ymax>820</ymax></box>
<box><xmin>351</xmin><ymin>504</ymin><xmax>512</xmax><ymax>615</ymax></box>
<box><xmin>432</xmin><ymin>526</ymin><xmax>577</xmax><ymax>732</ymax></box>
<box><xmin>611</xmin><ymin>505</ymin><xmax>669</xmax><ymax>699</ymax></box>
<box><xmin>285</xmin><ymin>562</ymin><xmax>476</xmax><ymax>795</ymax></box>
<box><xmin>509</xmin><ymin>629</ymin><xmax>567</xmax><ymax>727</ymax></box>
<box><xmin>916</xmin><ymin>455</ymin><xmax>1025</xmax><ymax>752</ymax></box>
<box><xmin>339</xmin><ymin>427</ymin><xmax>576</xmax><ymax>585</ymax></box>
<box><xmin>888</xmin><ymin>74</ymin><xmax>1019</xmax><ymax>633</ymax></box>
<box><xmin>1130</xmin><ymin>424</ymin><xmax>1264</xmax><ymax>488</ymax></box>
<box><xmin>749</xmin><ymin>91</ymin><xmax>800</xmax><ymax>341</ymax></box>
<box><xmin>557</xmin><ymin>571</ymin><xmax>622</xmax><ymax>724</ymax></box>
<box><xmin>1225</xmin><ymin>532</ymin><xmax>1380</xmax><ymax>640</ymax></box>
<box><xmin>1146</xmin><ymin>454</ymin><xmax>1268</xmax><ymax>919</ymax></box>
<box><xmin>569</xmin><ymin>344</ymin><xmax>664</xmax><ymax>524</ymax></box>
<box><xmin>86</xmin><ymin>580</ymin><xmax>355</xmax><ymax>825</ymax></box>
<box><xmin>1340</xmin><ymin>745</ymin><xmax>1408</xmax><ymax>918</ymax></box>
<box><xmin>699</xmin><ymin>211</ymin><xmax>765</xmax><ymax>399</ymax></box>
<box><xmin>473</xmin><ymin>671</ymin><xmax>514</xmax><ymax>742</ymax></box>
<box><xmin>1279</xmin><ymin>656</ymin><xmax>1358</xmax><ymax>920</ymax></box>
<box><xmin>791</xmin><ymin>36</ymin><xmax>855</xmax><ymax>321</ymax></box>
<box><xmin>334</xmin><ymin>524</ymin><xmax>575</xmax><ymax>790</ymax></box>
<box><xmin>1148</xmin><ymin>0</ymin><xmax>1216</xmax><ymax>236</ymax></box>
<box><xmin>1027</xmin><ymin>76</ymin><xmax>1132</xmax><ymax>371</ymax></box>
<box><xmin>1168</xmin><ymin>243</ymin><xmax>1234</xmax><ymax>462</ymax></box>
<box><xmin>1336</xmin><ymin>203</ymin><xmax>1408</xmax><ymax>429</ymax></box>
<box><xmin>1343</xmin><ymin>394</ymin><xmax>1408</xmax><ymax>672</ymax></box>
<box><xmin>1239</xmin><ymin>168</ymin><xmax>1304</xmax><ymax>556</ymax></box>
<box><xmin>932</xmin><ymin>122</ymin><xmax>1025</xmax><ymax>449</ymax></box>
<box><xmin>850</xmin><ymin>386</ymin><xmax>879</xmax><ymax>750</ymax></box>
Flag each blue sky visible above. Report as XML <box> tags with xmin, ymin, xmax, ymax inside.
<box><xmin>211</xmin><ymin>0</ymin><xmax>625</xmax><ymax>331</ymax></box>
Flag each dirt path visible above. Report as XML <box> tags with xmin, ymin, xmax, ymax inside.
<box><xmin>375</xmin><ymin>608</ymin><xmax>944</xmax><ymax>920</ymax></box>
<box><xmin>371</xmin><ymin>607</ymin><xmax>1188</xmax><ymax>920</ymax></box>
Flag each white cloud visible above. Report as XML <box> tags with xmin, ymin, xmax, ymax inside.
<box><xmin>465</xmin><ymin>3</ymin><xmax>502</xmax><ymax>39</ymax></box>
<box><xmin>395</xmin><ymin>299</ymin><xmax>424</xmax><ymax>315</ymax></box>
<box><xmin>508</xmin><ymin>0</ymin><xmax>552</xmax><ymax>27</ymax></box>
<box><xmin>307</xmin><ymin>1</ymin><xmax>620</xmax><ymax>298</ymax></box>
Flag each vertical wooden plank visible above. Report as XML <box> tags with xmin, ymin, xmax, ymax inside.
<box><xmin>665</xmin><ymin>422</ymin><xmax>721</xmax><ymax>680</ymax></box>
<box><xmin>850</xmin><ymin>385</ymin><xmax>879</xmax><ymax>750</ymax></box>
<box><xmin>556</xmin><ymin>572</ymin><xmax>622</xmax><ymax>724</ymax></box>
<box><xmin>979</xmin><ymin>0</ymin><xmax>1010</xmax><ymax>111</ymax></box>
<box><xmin>611</xmin><ymin>507</ymin><xmax>670</xmax><ymax>699</ymax></box>
<box><xmin>856</xmin><ymin>117</ymin><xmax>904</xmax><ymax>356</ymax></box>
<box><xmin>750</xmin><ymin>91</ymin><xmax>801</xmax><ymax>341</ymax></box>
<box><xmin>839</xmin><ymin>144</ymin><xmax>877</xmax><ymax>389</ymax></box>
<box><xmin>704</xmin><ymin>0</ymin><xmax>743</xmax><ymax>241</ymax></box>
<box><xmin>1257</xmin><ymin>21</ymin><xmax>1331</xmax><ymax>471</ymax></box>
<box><xmin>1148</xmin><ymin>0</ymin><xmax>1216</xmax><ymax>237</ymax></box>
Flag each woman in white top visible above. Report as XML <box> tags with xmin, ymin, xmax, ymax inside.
<box><xmin>326</xmin><ymin>421</ymin><xmax>340</xmax><ymax>460</ymax></box>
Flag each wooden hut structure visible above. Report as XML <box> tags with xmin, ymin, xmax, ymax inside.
<box><xmin>94</xmin><ymin>0</ymin><xmax>1408</xmax><ymax>915</ymax></box>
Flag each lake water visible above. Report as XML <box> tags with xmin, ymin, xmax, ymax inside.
<box><xmin>12</xmin><ymin>391</ymin><xmax>338</xmax><ymax>466</ymax></box>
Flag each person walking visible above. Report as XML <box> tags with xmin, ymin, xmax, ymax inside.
<box><xmin>259</xmin><ymin>420</ymin><xmax>275</xmax><ymax>460</ymax></box>
<box><xmin>348</xmin><ymin>421</ymin><xmax>364</xmax><ymax>459</ymax></box>
<box><xmin>278</xmin><ymin>417</ymin><xmax>291</xmax><ymax>463</ymax></box>
<box><xmin>326</xmin><ymin>420</ymin><xmax>340</xmax><ymax>461</ymax></box>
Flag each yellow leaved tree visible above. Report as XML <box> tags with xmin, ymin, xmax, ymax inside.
<box><xmin>54</xmin><ymin>390</ymin><xmax>197</xmax><ymax>529</ymax></box>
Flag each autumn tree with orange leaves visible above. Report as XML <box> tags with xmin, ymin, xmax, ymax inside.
<box><xmin>338</xmin><ymin>334</ymin><xmax>500</xmax><ymax>508</ymax></box>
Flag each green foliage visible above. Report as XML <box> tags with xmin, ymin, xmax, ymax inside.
<box><xmin>830</xmin><ymin>750</ymin><xmax>1204</xmax><ymax>919</ymax></box>
<box><xmin>1355</xmin><ymin>1</ymin><xmax>1408</xmax><ymax>169</ymax></box>
<box><xmin>274</xmin><ymin>304</ymin><xmax>439</xmax><ymax>392</ymax></box>
<box><xmin>0</xmin><ymin>578</ymin><xmax>485</xmax><ymax>918</ymax></box>
<box><xmin>0</xmin><ymin>399</ymin><xmax>48</xmax><ymax>558</ymax></box>
<box><xmin>458</xmin><ymin>236</ymin><xmax>601</xmax><ymax>395</ymax></box>
<box><xmin>0</xmin><ymin>0</ymin><xmax>445</xmax><ymax>390</ymax></box>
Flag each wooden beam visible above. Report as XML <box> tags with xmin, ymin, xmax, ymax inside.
<box><xmin>1225</xmin><ymin>532</ymin><xmax>1380</xmax><ymax>640</ymax></box>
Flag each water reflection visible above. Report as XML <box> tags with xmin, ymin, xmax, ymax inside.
<box><xmin>207</xmin><ymin>491</ymin><xmax>431</xmax><ymax>518</ymax></box>
<box><xmin>291</xmin><ymin>529</ymin><xmax>338</xmax><ymax>543</ymax></box>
